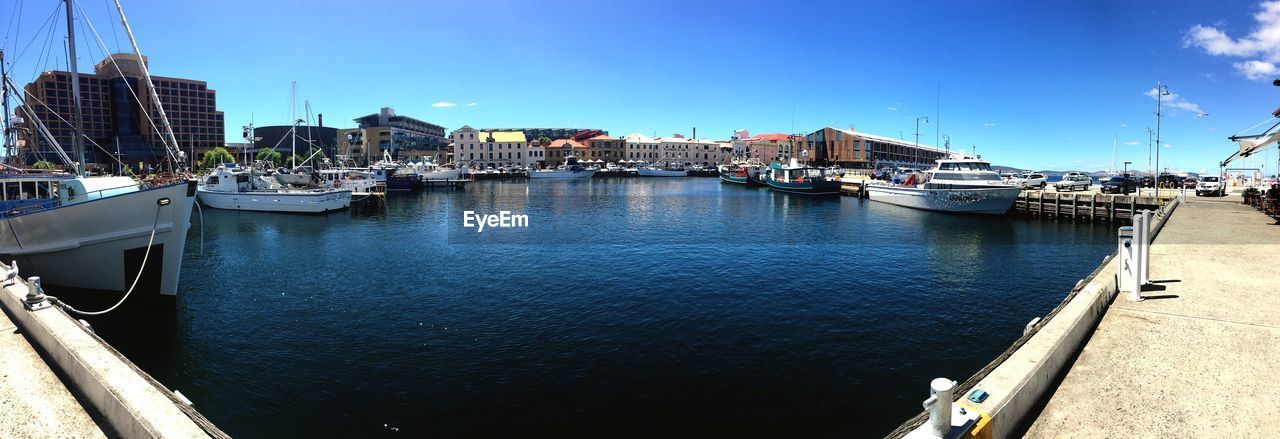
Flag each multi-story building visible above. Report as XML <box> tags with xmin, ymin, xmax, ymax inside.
<box><xmin>794</xmin><ymin>127</ymin><xmax>950</xmax><ymax>168</ymax></box>
<box><xmin>655</xmin><ymin>136</ymin><xmax>690</xmax><ymax>166</ymax></box>
<box><xmin>584</xmin><ymin>135</ymin><xmax>625</xmax><ymax>163</ymax></box>
<box><xmin>483</xmin><ymin>128</ymin><xmax>607</xmax><ymax>142</ymax></box>
<box><xmin>746</xmin><ymin>133</ymin><xmax>795</xmax><ymax>163</ymax></box>
<box><xmin>624</xmin><ymin>133</ymin><xmax>659</xmax><ymax>162</ymax></box>
<box><xmin>18</xmin><ymin>53</ymin><xmax>224</xmax><ymax>169</ymax></box>
<box><xmin>689</xmin><ymin>138</ymin><xmax>726</xmax><ymax>166</ymax></box>
<box><xmin>338</xmin><ymin>107</ymin><xmax>447</xmax><ymax>165</ymax></box>
<box><xmin>544</xmin><ymin>139</ymin><xmax>586</xmax><ymax>167</ymax></box>
<box><xmin>450</xmin><ymin>126</ymin><xmax>533</xmax><ymax>169</ymax></box>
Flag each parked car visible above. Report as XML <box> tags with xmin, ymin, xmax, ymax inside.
<box><xmin>1196</xmin><ymin>176</ymin><xmax>1225</xmax><ymax>197</ymax></box>
<box><xmin>1182</xmin><ymin>177</ymin><xmax>1199</xmax><ymax>190</ymax></box>
<box><xmin>1158</xmin><ymin>173</ymin><xmax>1184</xmax><ymax>188</ymax></box>
<box><xmin>1014</xmin><ymin>172</ymin><xmax>1048</xmax><ymax>189</ymax></box>
<box><xmin>1054</xmin><ymin>174</ymin><xmax>1093</xmax><ymax>191</ymax></box>
<box><xmin>1100</xmin><ymin>175</ymin><xmax>1140</xmax><ymax>194</ymax></box>
<box><xmin>1139</xmin><ymin>176</ymin><xmax>1155</xmax><ymax>188</ymax></box>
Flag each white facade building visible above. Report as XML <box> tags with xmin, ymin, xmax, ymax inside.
<box><xmin>624</xmin><ymin>133</ymin><xmax>659</xmax><ymax>163</ymax></box>
<box><xmin>450</xmin><ymin>125</ymin><xmax>537</xmax><ymax>169</ymax></box>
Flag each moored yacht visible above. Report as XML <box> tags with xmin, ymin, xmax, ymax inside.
<box><xmin>197</xmin><ymin>165</ymin><xmax>352</xmax><ymax>213</ymax></box>
<box><xmin>529</xmin><ymin>156</ymin><xmax>597</xmax><ymax>179</ymax></box>
<box><xmin>866</xmin><ymin>158</ymin><xmax>1021</xmax><ymax>215</ymax></box>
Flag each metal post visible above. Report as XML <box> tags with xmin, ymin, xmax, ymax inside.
<box><xmin>1140</xmin><ymin>210</ymin><xmax>1152</xmax><ymax>285</ymax></box>
<box><xmin>921</xmin><ymin>378</ymin><xmax>955</xmax><ymax>438</ymax></box>
<box><xmin>65</xmin><ymin>0</ymin><xmax>88</xmax><ymax>176</ymax></box>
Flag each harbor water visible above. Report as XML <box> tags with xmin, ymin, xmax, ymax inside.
<box><xmin>80</xmin><ymin>178</ymin><xmax>1115</xmax><ymax>438</ymax></box>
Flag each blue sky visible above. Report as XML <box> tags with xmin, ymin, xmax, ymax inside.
<box><xmin>3</xmin><ymin>0</ymin><xmax>1280</xmax><ymax>172</ymax></box>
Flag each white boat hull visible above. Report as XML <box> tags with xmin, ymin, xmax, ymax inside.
<box><xmin>0</xmin><ymin>180</ymin><xmax>196</xmax><ymax>296</ymax></box>
<box><xmin>636</xmin><ymin>168</ymin><xmax>686</xmax><ymax>177</ymax></box>
<box><xmin>866</xmin><ymin>185</ymin><xmax>1021</xmax><ymax>215</ymax></box>
<box><xmin>274</xmin><ymin>173</ymin><xmax>314</xmax><ymax>186</ymax></box>
<box><xmin>528</xmin><ymin>169</ymin><xmax>597</xmax><ymax>179</ymax></box>
<box><xmin>417</xmin><ymin>169</ymin><xmax>460</xmax><ymax>180</ymax></box>
<box><xmin>197</xmin><ymin>187</ymin><xmax>352</xmax><ymax>213</ymax></box>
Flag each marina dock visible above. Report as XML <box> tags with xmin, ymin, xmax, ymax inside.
<box><xmin>0</xmin><ymin>265</ymin><xmax>228</xmax><ymax>438</ymax></box>
<box><xmin>889</xmin><ymin>193</ymin><xmax>1277</xmax><ymax>438</ymax></box>
<box><xmin>1024</xmin><ymin>195</ymin><xmax>1278</xmax><ymax>437</ymax></box>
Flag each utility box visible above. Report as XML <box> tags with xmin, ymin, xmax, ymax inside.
<box><xmin>1117</xmin><ymin>225</ymin><xmax>1140</xmax><ymax>300</ymax></box>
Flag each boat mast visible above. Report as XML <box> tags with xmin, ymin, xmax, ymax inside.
<box><xmin>112</xmin><ymin>0</ymin><xmax>183</xmax><ymax>174</ymax></box>
<box><xmin>0</xmin><ymin>49</ymin><xmax>11</xmax><ymax>165</ymax></box>
<box><xmin>291</xmin><ymin>81</ymin><xmax>297</xmax><ymax>169</ymax></box>
<box><xmin>65</xmin><ymin>0</ymin><xmax>88</xmax><ymax>176</ymax></box>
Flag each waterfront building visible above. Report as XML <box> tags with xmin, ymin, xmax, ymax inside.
<box><xmin>250</xmin><ymin>124</ymin><xmax>338</xmax><ymax>161</ymax></box>
<box><xmin>18</xmin><ymin>53</ymin><xmax>225</xmax><ymax>169</ymax></box>
<box><xmin>746</xmin><ymin>133</ymin><xmax>795</xmax><ymax>163</ymax></box>
<box><xmin>544</xmin><ymin>138</ymin><xmax>586</xmax><ymax>167</ymax></box>
<box><xmin>689</xmin><ymin>138</ymin><xmax>726</xmax><ymax>166</ymax></box>
<box><xmin>794</xmin><ymin>127</ymin><xmax>950</xmax><ymax>168</ymax></box>
<box><xmin>482</xmin><ymin>128</ymin><xmax>607</xmax><ymax>142</ymax></box>
<box><xmin>451</xmin><ymin>126</ymin><xmax>534</xmax><ymax>169</ymax></box>
<box><xmin>624</xmin><ymin>133</ymin><xmax>659</xmax><ymax>162</ymax></box>
<box><xmin>338</xmin><ymin>107</ymin><xmax>447</xmax><ymax>165</ymax></box>
<box><xmin>584</xmin><ymin>135</ymin><xmax>625</xmax><ymax>163</ymax></box>
<box><xmin>656</xmin><ymin>136</ymin><xmax>691</xmax><ymax>166</ymax></box>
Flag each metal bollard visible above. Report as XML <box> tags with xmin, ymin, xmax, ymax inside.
<box><xmin>1117</xmin><ymin>226</ymin><xmax>1142</xmax><ymax>301</ymax></box>
<box><xmin>1138</xmin><ymin>210</ymin><xmax>1152</xmax><ymax>285</ymax></box>
<box><xmin>922</xmin><ymin>378</ymin><xmax>955</xmax><ymax>438</ymax></box>
<box><xmin>24</xmin><ymin>276</ymin><xmax>51</xmax><ymax>311</ymax></box>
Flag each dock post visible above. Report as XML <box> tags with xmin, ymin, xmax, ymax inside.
<box><xmin>1038</xmin><ymin>192</ymin><xmax>1045</xmax><ymax>216</ymax></box>
<box><xmin>923</xmin><ymin>378</ymin><xmax>955</xmax><ymax>438</ymax></box>
<box><xmin>1108</xmin><ymin>196</ymin><xmax>1116</xmax><ymax>223</ymax></box>
<box><xmin>1138</xmin><ymin>210</ymin><xmax>1152</xmax><ymax>285</ymax></box>
<box><xmin>1053</xmin><ymin>193</ymin><xmax>1061</xmax><ymax>217</ymax></box>
<box><xmin>1118</xmin><ymin>225</ymin><xmax>1142</xmax><ymax>301</ymax></box>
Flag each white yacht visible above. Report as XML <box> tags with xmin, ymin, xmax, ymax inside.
<box><xmin>529</xmin><ymin>156</ymin><xmax>597</xmax><ymax>179</ymax></box>
<box><xmin>866</xmin><ymin>158</ymin><xmax>1021</xmax><ymax>215</ymax></box>
<box><xmin>198</xmin><ymin>165</ymin><xmax>352</xmax><ymax>213</ymax></box>
<box><xmin>636</xmin><ymin>163</ymin><xmax>687</xmax><ymax>177</ymax></box>
<box><xmin>402</xmin><ymin>159</ymin><xmax>461</xmax><ymax>181</ymax></box>
<box><xmin>317</xmin><ymin>168</ymin><xmax>384</xmax><ymax>195</ymax></box>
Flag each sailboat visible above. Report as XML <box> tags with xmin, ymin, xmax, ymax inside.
<box><xmin>0</xmin><ymin>2</ymin><xmax>196</xmax><ymax>296</ymax></box>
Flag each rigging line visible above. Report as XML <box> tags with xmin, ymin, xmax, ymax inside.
<box><xmin>2</xmin><ymin>0</ymin><xmax>21</xmax><ymax>50</ymax></box>
<box><xmin>6</xmin><ymin>75</ymin><xmax>76</xmax><ymax>164</ymax></box>
<box><xmin>107</xmin><ymin>0</ymin><xmax>183</xmax><ymax>171</ymax></box>
<box><xmin>10</xmin><ymin>1</ymin><xmax>61</xmax><ymax>67</ymax></box>
<box><xmin>1230</xmin><ymin>116</ymin><xmax>1280</xmax><ymax>138</ymax></box>
<box><xmin>97</xmin><ymin>0</ymin><xmax>119</xmax><ymax>51</ymax></box>
<box><xmin>30</xmin><ymin>8</ymin><xmax>58</xmax><ymax>81</ymax></box>
<box><xmin>74</xmin><ymin>0</ymin><xmax>177</xmax><ymax>168</ymax></box>
<box><xmin>15</xmin><ymin>79</ymin><xmax>121</xmax><ymax>165</ymax></box>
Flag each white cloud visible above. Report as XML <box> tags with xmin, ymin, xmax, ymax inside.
<box><xmin>886</xmin><ymin>106</ymin><xmax>897</xmax><ymax>111</ymax></box>
<box><xmin>1124</xmin><ymin>140</ymin><xmax>1141</xmax><ymax>145</ymax></box>
<box><xmin>1119</xmin><ymin>123</ymin><xmax>1128</xmax><ymax>127</ymax></box>
<box><xmin>432</xmin><ymin>102</ymin><xmax>457</xmax><ymax>108</ymax></box>
<box><xmin>1184</xmin><ymin>1</ymin><xmax>1280</xmax><ymax>80</ymax></box>
<box><xmin>983</xmin><ymin>122</ymin><xmax>996</xmax><ymax>127</ymax></box>
<box><xmin>1145</xmin><ymin>88</ymin><xmax>1204</xmax><ymax>114</ymax></box>
<box><xmin>467</xmin><ymin>102</ymin><xmax>477</xmax><ymax>107</ymax></box>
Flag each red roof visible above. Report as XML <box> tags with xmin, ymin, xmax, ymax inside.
<box><xmin>754</xmin><ymin>133</ymin><xmax>790</xmax><ymax>142</ymax></box>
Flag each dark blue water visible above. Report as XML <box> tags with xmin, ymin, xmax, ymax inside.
<box><xmin>86</xmin><ymin>178</ymin><xmax>1114</xmax><ymax>438</ymax></box>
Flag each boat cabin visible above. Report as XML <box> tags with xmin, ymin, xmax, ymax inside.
<box><xmin>201</xmin><ymin>166</ymin><xmax>254</xmax><ymax>192</ymax></box>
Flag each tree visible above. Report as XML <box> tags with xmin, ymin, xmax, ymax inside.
<box><xmin>537</xmin><ymin>136</ymin><xmax>551</xmax><ymax>146</ymax></box>
<box><xmin>200</xmin><ymin>147</ymin><xmax>235</xmax><ymax>169</ymax></box>
<box><xmin>32</xmin><ymin>160</ymin><xmax>59</xmax><ymax>171</ymax></box>
<box><xmin>256</xmin><ymin>147</ymin><xmax>282</xmax><ymax>165</ymax></box>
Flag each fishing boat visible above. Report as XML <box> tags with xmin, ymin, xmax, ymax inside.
<box><xmin>865</xmin><ymin>158</ymin><xmax>1021</xmax><ymax>215</ymax></box>
<box><xmin>529</xmin><ymin>156</ymin><xmax>596</xmax><ymax>179</ymax></box>
<box><xmin>274</xmin><ymin>165</ymin><xmax>319</xmax><ymax>187</ymax></box>
<box><xmin>404</xmin><ymin>159</ymin><xmax>461</xmax><ymax>181</ymax></box>
<box><xmin>317</xmin><ymin>168</ymin><xmax>383</xmax><ymax>194</ymax></box>
<box><xmin>718</xmin><ymin>160</ymin><xmax>764</xmax><ymax>186</ymax></box>
<box><xmin>0</xmin><ymin>1</ymin><xmax>197</xmax><ymax>296</ymax></box>
<box><xmin>197</xmin><ymin>165</ymin><xmax>352</xmax><ymax>213</ymax></box>
<box><xmin>763</xmin><ymin>159</ymin><xmax>841</xmax><ymax>195</ymax></box>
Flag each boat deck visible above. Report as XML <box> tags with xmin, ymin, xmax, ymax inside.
<box><xmin>1024</xmin><ymin>196</ymin><xmax>1280</xmax><ymax>437</ymax></box>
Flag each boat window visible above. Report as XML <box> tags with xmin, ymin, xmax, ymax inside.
<box><xmin>3</xmin><ymin>182</ymin><xmax>17</xmax><ymax>201</ymax></box>
<box><xmin>20</xmin><ymin>181</ymin><xmax>35</xmax><ymax>200</ymax></box>
<box><xmin>36</xmin><ymin>182</ymin><xmax>50</xmax><ymax>199</ymax></box>
<box><xmin>206</xmin><ymin>176</ymin><xmax>218</xmax><ymax>185</ymax></box>
<box><xmin>940</xmin><ymin>163</ymin><xmax>956</xmax><ymax>170</ymax></box>
<box><xmin>977</xmin><ymin>163</ymin><xmax>991</xmax><ymax>171</ymax></box>
<box><xmin>236</xmin><ymin>175</ymin><xmax>250</xmax><ymax>184</ymax></box>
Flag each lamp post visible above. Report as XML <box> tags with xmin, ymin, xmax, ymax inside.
<box><xmin>1154</xmin><ymin>82</ymin><xmax>1169</xmax><ymax>200</ymax></box>
<box><xmin>1123</xmin><ymin>161</ymin><xmax>1132</xmax><ymax>195</ymax></box>
<box><xmin>915</xmin><ymin>116</ymin><xmax>929</xmax><ymax>166</ymax></box>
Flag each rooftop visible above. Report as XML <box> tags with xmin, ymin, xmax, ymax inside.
<box><xmin>479</xmin><ymin>131</ymin><xmax>527</xmax><ymax>143</ymax></box>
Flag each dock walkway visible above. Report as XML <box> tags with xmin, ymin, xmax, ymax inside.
<box><xmin>1025</xmin><ymin>195</ymin><xmax>1280</xmax><ymax>437</ymax></box>
<box><xmin>0</xmin><ymin>304</ymin><xmax>105</xmax><ymax>438</ymax></box>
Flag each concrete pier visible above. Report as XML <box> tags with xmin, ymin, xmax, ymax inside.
<box><xmin>0</xmin><ymin>264</ymin><xmax>228</xmax><ymax>438</ymax></box>
<box><xmin>0</xmin><ymin>305</ymin><xmax>106</xmax><ymax>438</ymax></box>
<box><xmin>1025</xmin><ymin>195</ymin><xmax>1279</xmax><ymax>437</ymax></box>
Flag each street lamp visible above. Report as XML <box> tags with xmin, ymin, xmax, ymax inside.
<box><xmin>1154</xmin><ymin>82</ymin><xmax>1170</xmax><ymax>200</ymax></box>
<box><xmin>1123</xmin><ymin>161</ymin><xmax>1132</xmax><ymax>195</ymax></box>
<box><xmin>914</xmin><ymin>116</ymin><xmax>929</xmax><ymax>165</ymax></box>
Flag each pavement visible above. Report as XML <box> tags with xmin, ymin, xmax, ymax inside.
<box><xmin>1024</xmin><ymin>195</ymin><xmax>1280</xmax><ymax>438</ymax></box>
<box><xmin>0</xmin><ymin>307</ymin><xmax>106</xmax><ymax>438</ymax></box>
